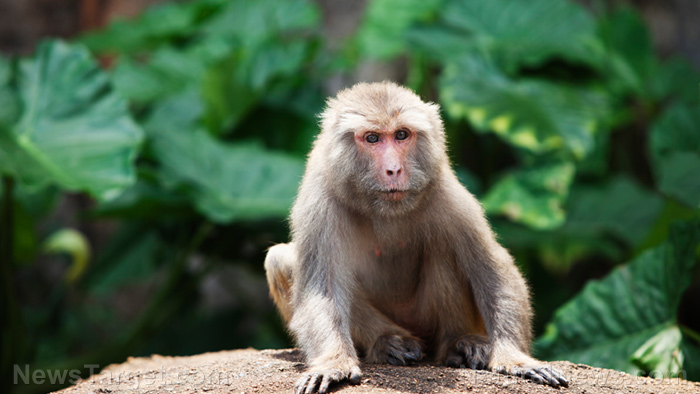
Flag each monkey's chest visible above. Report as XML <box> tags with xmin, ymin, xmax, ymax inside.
<box><xmin>355</xmin><ymin>251</ymin><xmax>432</xmax><ymax>336</ymax></box>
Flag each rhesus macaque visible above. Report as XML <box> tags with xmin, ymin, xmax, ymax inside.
<box><xmin>265</xmin><ymin>82</ymin><xmax>568</xmax><ymax>394</ymax></box>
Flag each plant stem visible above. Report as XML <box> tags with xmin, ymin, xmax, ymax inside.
<box><xmin>681</xmin><ymin>324</ymin><xmax>700</xmax><ymax>347</ymax></box>
<box><xmin>1</xmin><ymin>175</ymin><xmax>22</xmax><ymax>394</ymax></box>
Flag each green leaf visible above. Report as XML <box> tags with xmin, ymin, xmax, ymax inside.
<box><xmin>44</xmin><ymin>228</ymin><xmax>91</xmax><ymax>283</ymax></box>
<box><xmin>652</xmin><ymin>57</ymin><xmax>700</xmax><ymax>104</ymax></box>
<box><xmin>441</xmin><ymin>53</ymin><xmax>609</xmax><ymax>159</ymax></box>
<box><xmin>494</xmin><ymin>220</ymin><xmax>624</xmax><ymax>274</ymax></box>
<box><xmin>657</xmin><ymin>152</ymin><xmax>700</xmax><ymax>208</ymax></box>
<box><xmin>455</xmin><ymin>166</ymin><xmax>481</xmax><ymax>196</ymax></box>
<box><xmin>356</xmin><ymin>0</ymin><xmax>441</xmax><ymax>59</ymax></box>
<box><xmin>680</xmin><ymin>336</ymin><xmax>700</xmax><ymax>381</ymax></box>
<box><xmin>93</xmin><ymin>176</ymin><xmax>192</xmax><ymax>219</ymax></box>
<box><xmin>535</xmin><ymin>220</ymin><xmax>700</xmax><ymax>374</ymax></box>
<box><xmin>111</xmin><ymin>47</ymin><xmax>207</xmax><ymax>104</ymax></box>
<box><xmin>201</xmin><ymin>40</ymin><xmax>312</xmax><ymax>134</ymax></box>
<box><xmin>649</xmin><ymin>104</ymin><xmax>700</xmax><ymax>160</ymax></box>
<box><xmin>0</xmin><ymin>55</ymin><xmax>20</xmax><ymax>128</ymax></box>
<box><xmin>145</xmin><ymin>94</ymin><xmax>304</xmax><ymax>223</ymax></box>
<box><xmin>631</xmin><ymin>325</ymin><xmax>684</xmax><ymax>377</ymax></box>
<box><xmin>596</xmin><ymin>8</ymin><xmax>656</xmax><ymax>97</ymax></box>
<box><xmin>201</xmin><ymin>0</ymin><xmax>319</xmax><ymax>47</ymax></box>
<box><xmin>410</xmin><ymin>0</ymin><xmax>596</xmax><ymax>67</ymax></box>
<box><xmin>565</xmin><ymin>177</ymin><xmax>664</xmax><ymax>246</ymax></box>
<box><xmin>0</xmin><ymin>40</ymin><xmax>143</xmax><ymax>200</ymax></box>
<box><xmin>483</xmin><ymin>162</ymin><xmax>575</xmax><ymax>230</ymax></box>
<box><xmin>649</xmin><ymin>104</ymin><xmax>700</xmax><ymax>208</ymax></box>
<box><xmin>81</xmin><ymin>0</ymin><xmax>226</xmax><ymax>54</ymax></box>
<box><xmin>88</xmin><ymin>226</ymin><xmax>162</xmax><ymax>295</ymax></box>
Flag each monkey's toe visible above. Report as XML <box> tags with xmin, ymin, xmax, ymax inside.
<box><xmin>445</xmin><ymin>335</ymin><xmax>491</xmax><ymax>370</ymax></box>
<box><xmin>506</xmin><ymin>365</ymin><xmax>569</xmax><ymax>388</ymax></box>
<box><xmin>295</xmin><ymin>366</ymin><xmax>361</xmax><ymax>394</ymax></box>
<box><xmin>370</xmin><ymin>334</ymin><xmax>423</xmax><ymax>366</ymax></box>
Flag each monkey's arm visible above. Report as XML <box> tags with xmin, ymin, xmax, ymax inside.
<box><xmin>289</xmin><ymin>195</ymin><xmax>361</xmax><ymax>394</ymax></box>
<box><xmin>451</xmin><ymin>186</ymin><xmax>568</xmax><ymax>387</ymax></box>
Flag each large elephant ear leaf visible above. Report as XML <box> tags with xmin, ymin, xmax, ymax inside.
<box><xmin>535</xmin><ymin>220</ymin><xmax>700</xmax><ymax>375</ymax></box>
<box><xmin>144</xmin><ymin>94</ymin><xmax>304</xmax><ymax>223</ymax></box>
<box><xmin>0</xmin><ymin>40</ymin><xmax>143</xmax><ymax>200</ymax></box>
<box><xmin>441</xmin><ymin>53</ymin><xmax>609</xmax><ymax>159</ymax></box>
<box><xmin>649</xmin><ymin>104</ymin><xmax>700</xmax><ymax>208</ymax></box>
<box><xmin>483</xmin><ymin>162</ymin><xmax>575</xmax><ymax>230</ymax></box>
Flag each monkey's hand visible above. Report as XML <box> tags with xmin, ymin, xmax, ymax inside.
<box><xmin>369</xmin><ymin>334</ymin><xmax>423</xmax><ymax>366</ymax></box>
<box><xmin>490</xmin><ymin>350</ymin><xmax>569</xmax><ymax>388</ymax></box>
<box><xmin>294</xmin><ymin>363</ymin><xmax>362</xmax><ymax>394</ymax></box>
<box><xmin>445</xmin><ymin>334</ymin><xmax>491</xmax><ymax>370</ymax></box>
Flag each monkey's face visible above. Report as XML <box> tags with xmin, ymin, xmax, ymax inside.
<box><xmin>321</xmin><ymin>83</ymin><xmax>446</xmax><ymax>217</ymax></box>
<box><xmin>335</xmin><ymin>126</ymin><xmax>429</xmax><ymax>217</ymax></box>
<box><xmin>354</xmin><ymin>127</ymin><xmax>416</xmax><ymax>202</ymax></box>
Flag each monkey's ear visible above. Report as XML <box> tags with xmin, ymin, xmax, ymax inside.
<box><xmin>427</xmin><ymin>102</ymin><xmax>442</xmax><ymax>117</ymax></box>
<box><xmin>425</xmin><ymin>103</ymin><xmax>445</xmax><ymax>132</ymax></box>
<box><xmin>319</xmin><ymin>100</ymin><xmax>339</xmax><ymax>132</ymax></box>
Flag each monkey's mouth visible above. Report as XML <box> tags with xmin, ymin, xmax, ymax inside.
<box><xmin>381</xmin><ymin>189</ymin><xmax>408</xmax><ymax>201</ymax></box>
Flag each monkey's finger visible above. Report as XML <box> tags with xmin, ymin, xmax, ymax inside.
<box><xmin>403</xmin><ymin>350</ymin><xmax>420</xmax><ymax>364</ymax></box>
<box><xmin>406</xmin><ymin>341</ymin><xmax>423</xmax><ymax>362</ymax></box>
<box><xmin>318</xmin><ymin>375</ymin><xmax>332</xmax><ymax>394</ymax></box>
<box><xmin>295</xmin><ymin>375</ymin><xmax>311</xmax><ymax>394</ymax></box>
<box><xmin>467</xmin><ymin>356</ymin><xmax>487</xmax><ymax>370</ymax></box>
<box><xmin>387</xmin><ymin>353</ymin><xmax>406</xmax><ymax>366</ymax></box>
<box><xmin>533</xmin><ymin>367</ymin><xmax>560</xmax><ymax>388</ymax></box>
<box><xmin>545</xmin><ymin>366</ymin><xmax>569</xmax><ymax>387</ymax></box>
<box><xmin>524</xmin><ymin>371</ymin><xmax>547</xmax><ymax>386</ymax></box>
<box><xmin>445</xmin><ymin>352</ymin><xmax>463</xmax><ymax>368</ymax></box>
<box><xmin>349</xmin><ymin>367</ymin><xmax>362</xmax><ymax>385</ymax></box>
<box><xmin>512</xmin><ymin>366</ymin><xmax>546</xmax><ymax>386</ymax></box>
<box><xmin>304</xmin><ymin>373</ymin><xmax>322</xmax><ymax>394</ymax></box>
<box><xmin>492</xmin><ymin>365</ymin><xmax>507</xmax><ymax>375</ymax></box>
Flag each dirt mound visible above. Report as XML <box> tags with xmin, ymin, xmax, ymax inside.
<box><xmin>54</xmin><ymin>348</ymin><xmax>700</xmax><ymax>394</ymax></box>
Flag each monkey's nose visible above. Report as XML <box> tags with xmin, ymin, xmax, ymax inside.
<box><xmin>386</xmin><ymin>167</ymin><xmax>402</xmax><ymax>177</ymax></box>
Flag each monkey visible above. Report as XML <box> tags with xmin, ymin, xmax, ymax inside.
<box><xmin>264</xmin><ymin>81</ymin><xmax>568</xmax><ymax>394</ymax></box>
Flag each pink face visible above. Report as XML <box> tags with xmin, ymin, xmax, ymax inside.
<box><xmin>354</xmin><ymin>128</ymin><xmax>416</xmax><ymax>201</ymax></box>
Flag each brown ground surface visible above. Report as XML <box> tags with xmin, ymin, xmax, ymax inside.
<box><xmin>54</xmin><ymin>348</ymin><xmax>700</xmax><ymax>394</ymax></box>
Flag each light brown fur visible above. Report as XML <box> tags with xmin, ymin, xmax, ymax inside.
<box><xmin>264</xmin><ymin>82</ymin><xmax>568</xmax><ymax>394</ymax></box>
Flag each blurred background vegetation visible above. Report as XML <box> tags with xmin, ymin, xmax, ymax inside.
<box><xmin>1</xmin><ymin>0</ymin><xmax>699</xmax><ymax>393</ymax></box>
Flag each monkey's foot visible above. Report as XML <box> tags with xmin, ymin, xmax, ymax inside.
<box><xmin>295</xmin><ymin>365</ymin><xmax>362</xmax><ymax>394</ymax></box>
<box><xmin>368</xmin><ymin>334</ymin><xmax>423</xmax><ymax>366</ymax></box>
<box><xmin>445</xmin><ymin>334</ymin><xmax>491</xmax><ymax>370</ymax></box>
<box><xmin>494</xmin><ymin>364</ymin><xmax>569</xmax><ymax>388</ymax></box>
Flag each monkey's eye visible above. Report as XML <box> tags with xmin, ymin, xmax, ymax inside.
<box><xmin>365</xmin><ymin>133</ymin><xmax>380</xmax><ymax>143</ymax></box>
<box><xmin>395</xmin><ymin>129</ymin><xmax>409</xmax><ymax>140</ymax></box>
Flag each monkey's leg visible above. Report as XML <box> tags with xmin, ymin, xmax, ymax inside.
<box><xmin>418</xmin><ymin>257</ymin><xmax>489</xmax><ymax>368</ymax></box>
<box><xmin>460</xmin><ymin>243</ymin><xmax>568</xmax><ymax>387</ymax></box>
<box><xmin>264</xmin><ymin>242</ymin><xmax>297</xmax><ymax>323</ymax></box>
<box><xmin>351</xmin><ymin>301</ymin><xmax>423</xmax><ymax>366</ymax></box>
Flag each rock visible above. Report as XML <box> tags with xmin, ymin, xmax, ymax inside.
<box><xmin>54</xmin><ymin>348</ymin><xmax>700</xmax><ymax>394</ymax></box>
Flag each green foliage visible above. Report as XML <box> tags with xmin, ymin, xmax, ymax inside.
<box><xmin>2</xmin><ymin>0</ymin><xmax>700</xmax><ymax>392</ymax></box>
<box><xmin>441</xmin><ymin>53</ymin><xmax>609</xmax><ymax>159</ymax></box>
<box><xmin>0</xmin><ymin>41</ymin><xmax>143</xmax><ymax>200</ymax></box>
<box><xmin>410</xmin><ymin>0</ymin><xmax>596</xmax><ymax>67</ymax></box>
<box><xmin>0</xmin><ymin>55</ymin><xmax>20</xmax><ymax>128</ymax></box>
<box><xmin>650</xmin><ymin>104</ymin><xmax>700</xmax><ymax>208</ymax></box>
<box><xmin>144</xmin><ymin>95</ymin><xmax>304</xmax><ymax>223</ymax></box>
<box><xmin>535</xmin><ymin>221</ymin><xmax>700</xmax><ymax>379</ymax></box>
<box><xmin>43</xmin><ymin>229</ymin><xmax>91</xmax><ymax>283</ymax></box>
<box><xmin>482</xmin><ymin>162</ymin><xmax>574</xmax><ymax>230</ymax></box>
<box><xmin>565</xmin><ymin>177</ymin><xmax>664</xmax><ymax>246</ymax></box>
<box><xmin>356</xmin><ymin>0</ymin><xmax>442</xmax><ymax>59</ymax></box>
